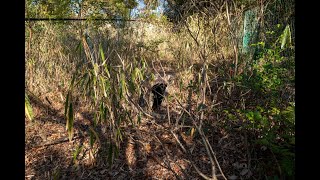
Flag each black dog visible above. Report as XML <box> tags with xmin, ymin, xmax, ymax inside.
<box><xmin>151</xmin><ymin>83</ymin><xmax>167</xmax><ymax>110</ymax></box>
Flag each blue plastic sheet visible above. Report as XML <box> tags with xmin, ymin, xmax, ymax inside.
<box><xmin>242</xmin><ymin>7</ymin><xmax>259</xmax><ymax>54</ymax></box>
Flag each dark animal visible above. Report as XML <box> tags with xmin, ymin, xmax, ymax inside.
<box><xmin>151</xmin><ymin>83</ymin><xmax>167</xmax><ymax>110</ymax></box>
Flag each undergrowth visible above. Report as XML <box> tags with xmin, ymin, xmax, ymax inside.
<box><xmin>221</xmin><ymin>24</ymin><xmax>295</xmax><ymax>179</ymax></box>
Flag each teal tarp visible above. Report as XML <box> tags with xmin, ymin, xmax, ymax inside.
<box><xmin>242</xmin><ymin>7</ymin><xmax>259</xmax><ymax>54</ymax></box>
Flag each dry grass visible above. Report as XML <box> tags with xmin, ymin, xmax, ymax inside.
<box><xmin>24</xmin><ymin>13</ymin><xmax>250</xmax><ymax>180</ymax></box>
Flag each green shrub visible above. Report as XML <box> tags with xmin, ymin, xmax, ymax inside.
<box><xmin>234</xmin><ymin>24</ymin><xmax>295</xmax><ymax>178</ymax></box>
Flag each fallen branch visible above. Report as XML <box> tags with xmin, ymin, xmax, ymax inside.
<box><xmin>30</xmin><ymin>133</ymin><xmax>87</xmax><ymax>149</ymax></box>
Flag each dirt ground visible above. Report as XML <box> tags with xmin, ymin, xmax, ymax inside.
<box><xmin>25</xmin><ymin>95</ymin><xmax>260</xmax><ymax>180</ymax></box>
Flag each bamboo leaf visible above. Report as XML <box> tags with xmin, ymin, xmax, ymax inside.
<box><xmin>150</xmin><ymin>73</ymin><xmax>155</xmax><ymax>81</ymax></box>
<box><xmin>93</xmin><ymin>63</ymin><xmax>99</xmax><ymax>77</ymax></box>
<box><xmin>73</xmin><ymin>145</ymin><xmax>83</xmax><ymax>162</ymax></box>
<box><xmin>86</xmin><ymin>73</ymin><xmax>92</xmax><ymax>91</ymax></box>
<box><xmin>281</xmin><ymin>25</ymin><xmax>292</xmax><ymax>49</ymax></box>
<box><xmin>75</xmin><ymin>41</ymin><xmax>82</xmax><ymax>52</ymax></box>
<box><xmin>142</xmin><ymin>58</ymin><xmax>146</xmax><ymax>69</ymax></box>
<box><xmin>64</xmin><ymin>91</ymin><xmax>72</xmax><ymax>131</ymax></box>
<box><xmin>132</xmin><ymin>67</ymin><xmax>138</xmax><ymax>81</ymax></box>
<box><xmin>128</xmin><ymin>80</ymin><xmax>136</xmax><ymax>94</ymax></box>
<box><xmin>89</xmin><ymin>129</ymin><xmax>96</xmax><ymax>148</ymax></box>
<box><xmin>82</xmin><ymin>37</ymin><xmax>95</xmax><ymax>65</ymax></box>
<box><xmin>117</xmin><ymin>128</ymin><xmax>123</xmax><ymax>141</ymax></box>
<box><xmin>120</xmin><ymin>73</ymin><xmax>126</xmax><ymax>99</ymax></box>
<box><xmin>134</xmin><ymin>67</ymin><xmax>143</xmax><ymax>82</ymax></box>
<box><xmin>67</xmin><ymin>103</ymin><xmax>74</xmax><ymax>142</ymax></box>
<box><xmin>25</xmin><ymin>94</ymin><xmax>34</xmax><ymax>121</ymax></box>
<box><xmin>25</xmin><ymin>105</ymin><xmax>32</xmax><ymax>121</ymax></box>
<box><xmin>105</xmin><ymin>79</ymin><xmax>110</xmax><ymax>95</ymax></box>
<box><xmin>114</xmin><ymin>145</ymin><xmax>119</xmax><ymax>157</ymax></box>
<box><xmin>137</xmin><ymin>112</ymin><xmax>141</xmax><ymax>125</ymax></box>
<box><xmin>138</xmin><ymin>69</ymin><xmax>144</xmax><ymax>81</ymax></box>
<box><xmin>99</xmin><ymin>43</ymin><xmax>105</xmax><ymax>61</ymax></box>
<box><xmin>64</xmin><ymin>91</ymin><xmax>70</xmax><ymax>119</ymax></box>
<box><xmin>104</xmin><ymin>66</ymin><xmax>110</xmax><ymax>79</ymax></box>
<box><xmin>80</xmin><ymin>72</ymin><xmax>89</xmax><ymax>89</ymax></box>
<box><xmin>100</xmin><ymin>76</ymin><xmax>107</xmax><ymax>98</ymax></box>
<box><xmin>93</xmin><ymin>75</ymin><xmax>97</xmax><ymax>100</ymax></box>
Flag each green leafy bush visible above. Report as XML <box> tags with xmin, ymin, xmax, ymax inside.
<box><xmin>234</xmin><ymin>24</ymin><xmax>295</xmax><ymax>178</ymax></box>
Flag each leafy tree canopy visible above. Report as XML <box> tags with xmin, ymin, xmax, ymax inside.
<box><xmin>25</xmin><ymin>0</ymin><xmax>140</xmax><ymax>19</ymax></box>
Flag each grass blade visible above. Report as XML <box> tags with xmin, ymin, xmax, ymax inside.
<box><xmin>25</xmin><ymin>93</ymin><xmax>34</xmax><ymax>121</ymax></box>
